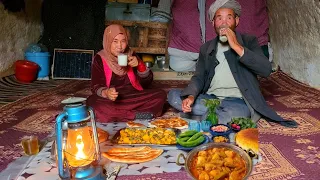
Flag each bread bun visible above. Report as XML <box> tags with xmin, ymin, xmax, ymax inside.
<box><xmin>235</xmin><ymin>128</ymin><xmax>259</xmax><ymax>155</ymax></box>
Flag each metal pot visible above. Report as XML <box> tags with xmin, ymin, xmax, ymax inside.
<box><xmin>145</xmin><ymin>62</ymin><xmax>153</xmax><ymax>68</ymax></box>
<box><xmin>156</xmin><ymin>59</ymin><xmax>166</xmax><ymax>69</ymax></box>
<box><xmin>176</xmin><ymin>142</ymin><xmax>253</xmax><ymax>180</ymax></box>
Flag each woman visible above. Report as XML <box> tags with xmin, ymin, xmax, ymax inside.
<box><xmin>87</xmin><ymin>24</ymin><xmax>167</xmax><ymax>122</ymax></box>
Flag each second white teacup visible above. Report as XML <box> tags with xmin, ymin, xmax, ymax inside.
<box><xmin>118</xmin><ymin>53</ymin><xmax>128</xmax><ymax>66</ymax></box>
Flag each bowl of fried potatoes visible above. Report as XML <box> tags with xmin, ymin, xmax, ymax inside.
<box><xmin>176</xmin><ymin>142</ymin><xmax>252</xmax><ymax>180</ymax></box>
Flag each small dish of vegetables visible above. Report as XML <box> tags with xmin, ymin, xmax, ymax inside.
<box><xmin>229</xmin><ymin>117</ymin><xmax>257</xmax><ymax>132</ymax></box>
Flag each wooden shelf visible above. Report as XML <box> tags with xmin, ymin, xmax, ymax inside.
<box><xmin>106</xmin><ymin>20</ymin><xmax>170</xmax><ymax>70</ymax></box>
<box><xmin>131</xmin><ymin>47</ymin><xmax>166</xmax><ymax>54</ymax></box>
<box><xmin>105</xmin><ymin>20</ymin><xmax>169</xmax><ymax>55</ymax></box>
<box><xmin>105</xmin><ymin>20</ymin><xmax>168</xmax><ymax>28</ymax></box>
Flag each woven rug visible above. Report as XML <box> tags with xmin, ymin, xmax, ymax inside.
<box><xmin>1</xmin><ymin>71</ymin><xmax>320</xmax><ymax>180</ymax></box>
<box><xmin>0</xmin><ymin>79</ymin><xmax>188</xmax><ymax>172</ymax></box>
<box><xmin>0</xmin><ymin>75</ymin><xmax>67</xmax><ymax>107</ymax></box>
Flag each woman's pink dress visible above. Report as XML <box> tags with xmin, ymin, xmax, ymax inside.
<box><xmin>87</xmin><ymin>55</ymin><xmax>166</xmax><ymax>122</ymax></box>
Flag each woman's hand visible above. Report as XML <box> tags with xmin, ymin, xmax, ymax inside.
<box><xmin>102</xmin><ymin>87</ymin><xmax>118</xmax><ymax>101</ymax></box>
<box><xmin>127</xmin><ymin>55</ymin><xmax>139</xmax><ymax>67</ymax></box>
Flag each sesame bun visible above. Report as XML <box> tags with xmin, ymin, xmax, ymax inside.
<box><xmin>235</xmin><ymin>128</ymin><xmax>259</xmax><ymax>155</ymax></box>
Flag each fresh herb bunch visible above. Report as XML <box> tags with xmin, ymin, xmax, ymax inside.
<box><xmin>203</xmin><ymin>99</ymin><xmax>221</xmax><ymax>114</ymax></box>
<box><xmin>203</xmin><ymin>99</ymin><xmax>221</xmax><ymax>125</ymax></box>
<box><xmin>230</xmin><ymin>117</ymin><xmax>257</xmax><ymax>129</ymax></box>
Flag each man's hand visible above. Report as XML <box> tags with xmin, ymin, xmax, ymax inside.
<box><xmin>102</xmin><ymin>87</ymin><xmax>118</xmax><ymax>101</ymax></box>
<box><xmin>221</xmin><ymin>28</ymin><xmax>244</xmax><ymax>56</ymax></box>
<box><xmin>182</xmin><ymin>95</ymin><xmax>195</xmax><ymax>113</ymax></box>
<box><xmin>128</xmin><ymin>55</ymin><xmax>139</xmax><ymax>67</ymax></box>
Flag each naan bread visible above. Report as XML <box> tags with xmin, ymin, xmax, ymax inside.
<box><xmin>90</xmin><ymin>128</ymin><xmax>109</xmax><ymax>143</ymax></box>
<box><xmin>102</xmin><ymin>146</ymin><xmax>163</xmax><ymax>163</ymax></box>
<box><xmin>126</xmin><ymin>121</ymin><xmax>145</xmax><ymax>128</ymax></box>
<box><xmin>107</xmin><ymin>146</ymin><xmax>151</xmax><ymax>153</ymax></box>
<box><xmin>150</xmin><ymin>117</ymin><xmax>188</xmax><ymax>129</ymax></box>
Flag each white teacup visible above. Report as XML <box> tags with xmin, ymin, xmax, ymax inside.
<box><xmin>118</xmin><ymin>53</ymin><xmax>128</xmax><ymax>66</ymax></box>
<box><xmin>219</xmin><ymin>35</ymin><xmax>228</xmax><ymax>43</ymax></box>
<box><xmin>219</xmin><ymin>26</ymin><xmax>228</xmax><ymax>43</ymax></box>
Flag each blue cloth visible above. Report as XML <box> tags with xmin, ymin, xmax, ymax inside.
<box><xmin>168</xmin><ymin>89</ymin><xmax>250</xmax><ymax>124</ymax></box>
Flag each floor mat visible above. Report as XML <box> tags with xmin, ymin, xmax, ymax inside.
<box><xmin>0</xmin><ymin>79</ymin><xmax>188</xmax><ymax>172</ymax></box>
<box><xmin>254</xmin><ymin>72</ymin><xmax>320</xmax><ymax>180</ymax></box>
<box><xmin>0</xmin><ymin>71</ymin><xmax>319</xmax><ymax>180</ymax></box>
<box><xmin>0</xmin><ymin>75</ymin><xmax>68</xmax><ymax>107</ymax></box>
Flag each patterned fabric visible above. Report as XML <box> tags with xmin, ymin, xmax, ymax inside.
<box><xmin>0</xmin><ymin>75</ymin><xmax>67</xmax><ymax>107</ymax></box>
<box><xmin>0</xmin><ymin>80</ymin><xmax>187</xmax><ymax>173</ymax></box>
<box><xmin>253</xmin><ymin>72</ymin><xmax>320</xmax><ymax>180</ymax></box>
<box><xmin>1</xmin><ymin>71</ymin><xmax>320</xmax><ymax>180</ymax></box>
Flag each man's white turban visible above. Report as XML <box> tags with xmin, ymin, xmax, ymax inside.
<box><xmin>208</xmin><ymin>0</ymin><xmax>242</xmax><ymax>22</ymax></box>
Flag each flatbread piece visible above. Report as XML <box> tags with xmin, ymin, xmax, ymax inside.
<box><xmin>102</xmin><ymin>146</ymin><xmax>163</xmax><ymax>163</ymax></box>
<box><xmin>150</xmin><ymin>117</ymin><xmax>188</xmax><ymax>129</ymax></box>
<box><xmin>89</xmin><ymin>128</ymin><xmax>109</xmax><ymax>143</ymax></box>
<box><xmin>127</xmin><ymin>121</ymin><xmax>145</xmax><ymax>128</ymax></box>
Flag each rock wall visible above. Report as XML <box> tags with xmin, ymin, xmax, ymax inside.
<box><xmin>0</xmin><ymin>0</ymin><xmax>42</xmax><ymax>77</ymax></box>
<box><xmin>267</xmin><ymin>0</ymin><xmax>320</xmax><ymax>87</ymax></box>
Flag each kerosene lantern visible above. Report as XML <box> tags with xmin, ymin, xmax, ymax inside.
<box><xmin>55</xmin><ymin>97</ymin><xmax>105</xmax><ymax>179</ymax></box>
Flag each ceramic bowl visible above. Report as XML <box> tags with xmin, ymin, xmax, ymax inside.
<box><xmin>212</xmin><ymin>135</ymin><xmax>230</xmax><ymax>143</ymax></box>
<box><xmin>209</xmin><ymin>124</ymin><xmax>232</xmax><ymax>137</ymax></box>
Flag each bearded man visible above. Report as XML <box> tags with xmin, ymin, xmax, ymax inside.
<box><xmin>168</xmin><ymin>0</ymin><xmax>297</xmax><ymax>127</ymax></box>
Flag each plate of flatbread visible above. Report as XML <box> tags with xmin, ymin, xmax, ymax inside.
<box><xmin>102</xmin><ymin>146</ymin><xmax>163</xmax><ymax>163</ymax></box>
<box><xmin>126</xmin><ymin>121</ymin><xmax>145</xmax><ymax>128</ymax></box>
<box><xmin>149</xmin><ymin>117</ymin><xmax>188</xmax><ymax>129</ymax></box>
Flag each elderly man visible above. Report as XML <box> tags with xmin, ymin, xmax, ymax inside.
<box><xmin>168</xmin><ymin>0</ymin><xmax>297</xmax><ymax>127</ymax></box>
<box><xmin>169</xmin><ymin>0</ymin><xmax>270</xmax><ymax>72</ymax></box>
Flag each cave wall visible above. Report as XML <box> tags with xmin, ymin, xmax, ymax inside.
<box><xmin>0</xmin><ymin>0</ymin><xmax>42</xmax><ymax>77</ymax></box>
<box><xmin>267</xmin><ymin>0</ymin><xmax>320</xmax><ymax>87</ymax></box>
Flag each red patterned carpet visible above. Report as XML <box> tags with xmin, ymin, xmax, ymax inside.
<box><xmin>0</xmin><ymin>71</ymin><xmax>319</xmax><ymax>180</ymax></box>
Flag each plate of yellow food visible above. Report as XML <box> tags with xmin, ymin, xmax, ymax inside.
<box><xmin>111</xmin><ymin>127</ymin><xmax>178</xmax><ymax>146</ymax></box>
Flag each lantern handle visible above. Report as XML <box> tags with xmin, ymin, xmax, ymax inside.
<box><xmin>88</xmin><ymin>107</ymin><xmax>101</xmax><ymax>162</ymax></box>
<box><xmin>56</xmin><ymin>112</ymin><xmax>70</xmax><ymax>179</ymax></box>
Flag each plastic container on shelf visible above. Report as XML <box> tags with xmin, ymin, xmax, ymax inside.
<box><xmin>25</xmin><ymin>52</ymin><xmax>50</xmax><ymax>78</ymax></box>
